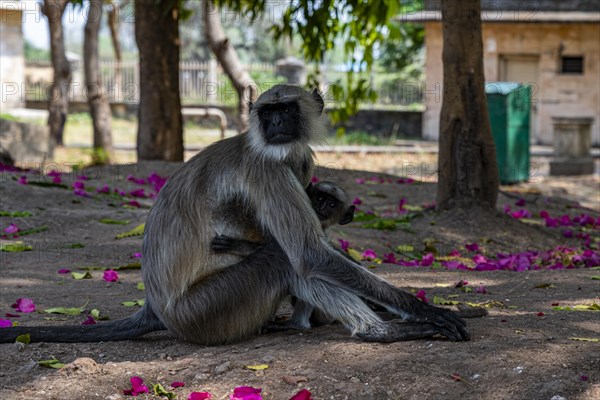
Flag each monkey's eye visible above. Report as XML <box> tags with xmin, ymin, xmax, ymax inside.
<box><xmin>317</xmin><ymin>196</ymin><xmax>324</xmax><ymax>202</ymax></box>
<box><xmin>284</xmin><ymin>108</ymin><xmax>289</xmax><ymax>113</ymax></box>
<box><xmin>260</xmin><ymin>110</ymin><xmax>270</xmax><ymax>118</ymax></box>
<box><xmin>329</xmin><ymin>203</ymin><xmax>336</xmax><ymax>208</ymax></box>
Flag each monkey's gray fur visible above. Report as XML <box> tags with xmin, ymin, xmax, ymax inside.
<box><xmin>0</xmin><ymin>85</ymin><xmax>470</xmax><ymax>344</ymax></box>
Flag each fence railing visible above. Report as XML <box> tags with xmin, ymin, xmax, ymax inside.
<box><xmin>24</xmin><ymin>59</ymin><xmax>423</xmax><ymax>107</ymax></box>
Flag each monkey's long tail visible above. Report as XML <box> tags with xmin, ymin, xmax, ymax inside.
<box><xmin>0</xmin><ymin>306</ymin><xmax>167</xmax><ymax>343</ymax></box>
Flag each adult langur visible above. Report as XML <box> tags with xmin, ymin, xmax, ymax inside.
<box><xmin>0</xmin><ymin>85</ymin><xmax>469</xmax><ymax>344</ymax></box>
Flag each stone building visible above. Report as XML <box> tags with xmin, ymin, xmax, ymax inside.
<box><xmin>0</xmin><ymin>1</ymin><xmax>26</xmax><ymax>109</ymax></box>
<box><xmin>404</xmin><ymin>0</ymin><xmax>600</xmax><ymax>145</ymax></box>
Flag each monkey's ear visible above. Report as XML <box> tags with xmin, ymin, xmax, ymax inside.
<box><xmin>339</xmin><ymin>205</ymin><xmax>355</xmax><ymax>225</ymax></box>
<box><xmin>248</xmin><ymin>101</ymin><xmax>253</xmax><ymax>111</ymax></box>
<box><xmin>312</xmin><ymin>89</ymin><xmax>324</xmax><ymax>115</ymax></box>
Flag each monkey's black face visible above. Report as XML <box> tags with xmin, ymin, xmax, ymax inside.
<box><xmin>258</xmin><ymin>101</ymin><xmax>302</xmax><ymax>144</ymax></box>
<box><xmin>309</xmin><ymin>192</ymin><xmax>355</xmax><ymax>225</ymax></box>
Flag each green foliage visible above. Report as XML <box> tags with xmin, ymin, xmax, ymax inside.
<box><xmin>25</xmin><ymin>41</ymin><xmax>50</xmax><ymax>61</ymax></box>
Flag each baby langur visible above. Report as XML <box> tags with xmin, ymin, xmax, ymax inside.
<box><xmin>211</xmin><ymin>181</ymin><xmax>356</xmax><ymax>329</ymax></box>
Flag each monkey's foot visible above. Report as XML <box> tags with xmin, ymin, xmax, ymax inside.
<box><xmin>356</xmin><ymin>320</ymin><xmax>470</xmax><ymax>343</ymax></box>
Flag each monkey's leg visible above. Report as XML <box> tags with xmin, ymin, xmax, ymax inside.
<box><xmin>292</xmin><ymin>278</ymin><xmax>458</xmax><ymax>342</ymax></box>
<box><xmin>161</xmin><ymin>243</ymin><xmax>292</xmax><ymax>345</ymax></box>
<box><xmin>301</xmin><ymin>256</ymin><xmax>470</xmax><ymax>341</ymax></box>
<box><xmin>211</xmin><ymin>234</ymin><xmax>262</xmax><ymax>257</ymax></box>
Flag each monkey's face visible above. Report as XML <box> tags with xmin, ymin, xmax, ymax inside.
<box><xmin>309</xmin><ymin>191</ymin><xmax>355</xmax><ymax>226</ymax></box>
<box><xmin>257</xmin><ymin>101</ymin><xmax>303</xmax><ymax>144</ymax></box>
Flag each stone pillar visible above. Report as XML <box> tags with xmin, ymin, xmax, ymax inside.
<box><xmin>549</xmin><ymin>117</ymin><xmax>594</xmax><ymax>176</ymax></box>
<box><xmin>275</xmin><ymin>57</ymin><xmax>306</xmax><ymax>85</ymax></box>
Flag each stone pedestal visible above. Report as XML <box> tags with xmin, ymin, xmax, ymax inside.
<box><xmin>0</xmin><ymin>118</ymin><xmax>53</xmax><ymax>163</ymax></box>
<box><xmin>549</xmin><ymin>117</ymin><xmax>594</xmax><ymax>176</ymax></box>
<box><xmin>275</xmin><ymin>57</ymin><xmax>306</xmax><ymax>85</ymax></box>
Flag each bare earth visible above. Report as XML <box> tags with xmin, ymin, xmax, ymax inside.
<box><xmin>0</xmin><ymin>157</ymin><xmax>598</xmax><ymax>400</ymax></box>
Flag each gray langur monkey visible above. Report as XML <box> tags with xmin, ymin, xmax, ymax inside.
<box><xmin>0</xmin><ymin>85</ymin><xmax>470</xmax><ymax>344</ymax></box>
<box><xmin>210</xmin><ymin>180</ymin><xmax>356</xmax><ymax>330</ymax></box>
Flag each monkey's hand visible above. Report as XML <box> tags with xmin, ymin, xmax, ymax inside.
<box><xmin>407</xmin><ymin>302</ymin><xmax>470</xmax><ymax>341</ymax></box>
<box><xmin>210</xmin><ymin>234</ymin><xmax>237</xmax><ymax>252</ymax></box>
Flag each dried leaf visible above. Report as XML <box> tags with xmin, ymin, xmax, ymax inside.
<box><xmin>122</xmin><ymin>299</ymin><xmax>145</xmax><ymax>307</ymax></box>
<box><xmin>569</xmin><ymin>337</ymin><xmax>599</xmax><ymax>342</ymax></box>
<box><xmin>533</xmin><ymin>283</ymin><xmax>556</xmax><ymax>289</ymax></box>
<box><xmin>433</xmin><ymin>296</ymin><xmax>460</xmax><ymax>306</ymax></box>
<box><xmin>347</xmin><ymin>248</ymin><xmax>363</xmax><ymax>263</ymax></box>
<box><xmin>115</xmin><ymin>223</ymin><xmax>145</xmax><ymax>239</ymax></box>
<box><xmin>38</xmin><ymin>358</ymin><xmax>65</xmax><ymax>369</ymax></box>
<box><xmin>71</xmin><ymin>272</ymin><xmax>92</xmax><ymax>280</ymax></box>
<box><xmin>44</xmin><ymin>306</ymin><xmax>85</xmax><ymax>315</ymax></box>
<box><xmin>153</xmin><ymin>383</ymin><xmax>176</xmax><ymax>399</ymax></box>
<box><xmin>99</xmin><ymin>218</ymin><xmax>130</xmax><ymax>225</ymax></box>
<box><xmin>245</xmin><ymin>364</ymin><xmax>269</xmax><ymax>371</ymax></box>
<box><xmin>137</xmin><ymin>282</ymin><xmax>145</xmax><ymax>290</ymax></box>
<box><xmin>0</xmin><ymin>241</ymin><xmax>32</xmax><ymax>252</ymax></box>
<box><xmin>16</xmin><ymin>334</ymin><xmax>30</xmax><ymax>344</ymax></box>
<box><xmin>591</xmin><ymin>276</ymin><xmax>600</xmax><ymax>280</ymax></box>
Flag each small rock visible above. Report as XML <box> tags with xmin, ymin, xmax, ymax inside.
<box><xmin>13</xmin><ymin>342</ymin><xmax>26</xmax><ymax>352</ymax></box>
<box><xmin>214</xmin><ymin>361</ymin><xmax>231</xmax><ymax>374</ymax></box>
<box><xmin>350</xmin><ymin>377</ymin><xmax>361</xmax><ymax>384</ymax></box>
<box><xmin>513</xmin><ymin>366</ymin><xmax>524</xmax><ymax>374</ymax></box>
<box><xmin>550</xmin><ymin>396</ymin><xmax>567</xmax><ymax>400</ymax></box>
<box><xmin>105</xmin><ymin>394</ymin><xmax>123</xmax><ymax>400</ymax></box>
<box><xmin>63</xmin><ymin>357</ymin><xmax>99</xmax><ymax>374</ymax></box>
<box><xmin>98</xmin><ymin>353</ymin><xmax>106</xmax><ymax>358</ymax></box>
<box><xmin>193</xmin><ymin>373</ymin><xmax>210</xmax><ymax>382</ymax></box>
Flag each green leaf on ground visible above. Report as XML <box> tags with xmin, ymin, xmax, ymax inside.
<box><xmin>16</xmin><ymin>334</ymin><xmax>30</xmax><ymax>344</ymax></box>
<box><xmin>17</xmin><ymin>226</ymin><xmax>48</xmax><ymax>236</ymax></box>
<box><xmin>346</xmin><ymin>248</ymin><xmax>363</xmax><ymax>263</ymax></box>
<box><xmin>0</xmin><ymin>241</ymin><xmax>32</xmax><ymax>252</ymax></box>
<box><xmin>245</xmin><ymin>364</ymin><xmax>269</xmax><ymax>371</ymax></box>
<box><xmin>27</xmin><ymin>181</ymin><xmax>68</xmax><ymax>189</ymax></box>
<box><xmin>153</xmin><ymin>383</ymin><xmax>176</xmax><ymax>399</ymax></box>
<box><xmin>67</xmin><ymin>243</ymin><xmax>85</xmax><ymax>249</ymax></box>
<box><xmin>44</xmin><ymin>301</ymin><xmax>87</xmax><ymax>315</ymax></box>
<box><xmin>591</xmin><ymin>276</ymin><xmax>600</xmax><ymax>280</ymax></box>
<box><xmin>38</xmin><ymin>358</ymin><xmax>65</xmax><ymax>369</ymax></box>
<box><xmin>553</xmin><ymin>303</ymin><xmax>600</xmax><ymax>311</ymax></box>
<box><xmin>0</xmin><ymin>210</ymin><xmax>32</xmax><ymax>217</ymax></box>
<box><xmin>99</xmin><ymin>219</ymin><xmax>130</xmax><ymax>225</ymax></box>
<box><xmin>137</xmin><ymin>282</ymin><xmax>145</xmax><ymax>290</ymax></box>
<box><xmin>122</xmin><ymin>299</ymin><xmax>145</xmax><ymax>307</ymax></box>
<box><xmin>433</xmin><ymin>296</ymin><xmax>460</xmax><ymax>306</ymax></box>
<box><xmin>115</xmin><ymin>223</ymin><xmax>145</xmax><ymax>239</ymax></box>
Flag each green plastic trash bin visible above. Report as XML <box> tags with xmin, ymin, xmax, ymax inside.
<box><xmin>485</xmin><ymin>82</ymin><xmax>531</xmax><ymax>184</ymax></box>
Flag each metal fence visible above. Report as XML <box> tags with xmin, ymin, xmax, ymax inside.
<box><xmin>24</xmin><ymin>59</ymin><xmax>423</xmax><ymax>107</ymax></box>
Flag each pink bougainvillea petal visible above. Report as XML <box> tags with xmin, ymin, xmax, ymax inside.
<box><xmin>355</xmin><ymin>178</ymin><xmax>365</xmax><ymax>184</ymax></box>
<box><xmin>415</xmin><ymin>289</ymin><xmax>429</xmax><ymax>303</ymax></box>
<box><xmin>231</xmin><ymin>386</ymin><xmax>262</xmax><ymax>400</ymax></box>
<box><xmin>4</xmin><ymin>223</ymin><xmax>19</xmax><ymax>234</ymax></box>
<box><xmin>0</xmin><ymin>318</ymin><xmax>13</xmax><ymax>328</ymax></box>
<box><xmin>465</xmin><ymin>243</ymin><xmax>480</xmax><ymax>252</ymax></box>
<box><xmin>338</xmin><ymin>239</ymin><xmax>350</xmax><ymax>252</ymax></box>
<box><xmin>129</xmin><ymin>188</ymin><xmax>146</xmax><ymax>198</ymax></box>
<box><xmin>11</xmin><ymin>298</ymin><xmax>35</xmax><ymax>313</ymax></box>
<box><xmin>5</xmin><ymin>313</ymin><xmax>20</xmax><ymax>318</ymax></box>
<box><xmin>131</xmin><ymin>252</ymin><xmax>142</xmax><ymax>259</ymax></box>
<box><xmin>352</xmin><ymin>197</ymin><xmax>362</xmax><ymax>205</ymax></box>
<box><xmin>361</xmin><ymin>249</ymin><xmax>377</xmax><ymax>261</ymax></box>
<box><xmin>310</xmin><ymin>176</ymin><xmax>319</xmax><ymax>183</ymax></box>
<box><xmin>81</xmin><ymin>315</ymin><xmax>96</xmax><ymax>325</ymax></box>
<box><xmin>476</xmin><ymin>285</ymin><xmax>487</xmax><ymax>294</ymax></box>
<box><xmin>57</xmin><ymin>268</ymin><xmax>71</xmax><ymax>274</ymax></box>
<box><xmin>188</xmin><ymin>393</ymin><xmax>212</xmax><ymax>400</ymax></box>
<box><xmin>420</xmin><ymin>253</ymin><xmax>434</xmax><ymax>267</ymax></box>
<box><xmin>123</xmin><ymin>376</ymin><xmax>149</xmax><ymax>396</ymax></box>
<box><xmin>580</xmin><ymin>375</ymin><xmax>589</xmax><ymax>382</ymax></box>
<box><xmin>537</xmin><ymin>312</ymin><xmax>545</xmax><ymax>317</ymax></box>
<box><xmin>289</xmin><ymin>389</ymin><xmax>313</xmax><ymax>400</ymax></box>
<box><xmin>103</xmin><ymin>269</ymin><xmax>119</xmax><ymax>283</ymax></box>
<box><xmin>18</xmin><ymin>175</ymin><xmax>27</xmax><ymax>185</ymax></box>
<box><xmin>515</xmin><ymin>198</ymin><xmax>526</xmax><ymax>207</ymax></box>
<box><xmin>170</xmin><ymin>381</ymin><xmax>185</xmax><ymax>388</ymax></box>
<box><xmin>382</xmin><ymin>253</ymin><xmax>398</xmax><ymax>264</ymax></box>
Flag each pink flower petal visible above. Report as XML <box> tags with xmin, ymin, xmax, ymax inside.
<box><xmin>18</xmin><ymin>175</ymin><xmax>27</xmax><ymax>185</ymax></box>
<box><xmin>231</xmin><ymin>386</ymin><xmax>262</xmax><ymax>400</ymax></box>
<box><xmin>11</xmin><ymin>298</ymin><xmax>35</xmax><ymax>313</ymax></box>
<box><xmin>57</xmin><ymin>268</ymin><xmax>71</xmax><ymax>274</ymax></box>
<box><xmin>382</xmin><ymin>253</ymin><xmax>398</xmax><ymax>264</ymax></box>
<box><xmin>465</xmin><ymin>243</ymin><xmax>480</xmax><ymax>252</ymax></box>
<box><xmin>188</xmin><ymin>393</ymin><xmax>212</xmax><ymax>400</ymax></box>
<box><xmin>338</xmin><ymin>239</ymin><xmax>350</xmax><ymax>252</ymax></box>
<box><xmin>4</xmin><ymin>223</ymin><xmax>19</xmax><ymax>234</ymax></box>
<box><xmin>420</xmin><ymin>253</ymin><xmax>434</xmax><ymax>267</ymax></box>
<box><xmin>515</xmin><ymin>198</ymin><xmax>526</xmax><ymax>207</ymax></box>
<box><xmin>131</xmin><ymin>252</ymin><xmax>142</xmax><ymax>259</ymax></box>
<box><xmin>539</xmin><ymin>210</ymin><xmax>550</xmax><ymax>218</ymax></box>
<box><xmin>476</xmin><ymin>285</ymin><xmax>487</xmax><ymax>294</ymax></box>
<box><xmin>0</xmin><ymin>318</ymin><xmax>13</xmax><ymax>328</ymax></box>
<box><xmin>310</xmin><ymin>176</ymin><xmax>319</xmax><ymax>183</ymax></box>
<box><xmin>103</xmin><ymin>270</ymin><xmax>119</xmax><ymax>283</ymax></box>
<box><xmin>361</xmin><ymin>249</ymin><xmax>377</xmax><ymax>261</ymax></box>
<box><xmin>123</xmin><ymin>376</ymin><xmax>149</xmax><ymax>396</ymax></box>
<box><xmin>537</xmin><ymin>312</ymin><xmax>545</xmax><ymax>317</ymax></box>
<box><xmin>580</xmin><ymin>375</ymin><xmax>589</xmax><ymax>382</ymax></box>
<box><xmin>170</xmin><ymin>381</ymin><xmax>185</xmax><ymax>388</ymax></box>
<box><xmin>415</xmin><ymin>289</ymin><xmax>428</xmax><ymax>303</ymax></box>
<box><xmin>129</xmin><ymin>188</ymin><xmax>146</xmax><ymax>198</ymax></box>
<box><xmin>81</xmin><ymin>315</ymin><xmax>96</xmax><ymax>325</ymax></box>
<box><xmin>289</xmin><ymin>389</ymin><xmax>313</xmax><ymax>400</ymax></box>
<box><xmin>73</xmin><ymin>181</ymin><xmax>85</xmax><ymax>190</ymax></box>
<box><xmin>355</xmin><ymin>178</ymin><xmax>365</xmax><ymax>184</ymax></box>
<box><xmin>96</xmin><ymin>184</ymin><xmax>111</xmax><ymax>194</ymax></box>
<box><xmin>5</xmin><ymin>313</ymin><xmax>20</xmax><ymax>318</ymax></box>
<box><xmin>352</xmin><ymin>197</ymin><xmax>362</xmax><ymax>205</ymax></box>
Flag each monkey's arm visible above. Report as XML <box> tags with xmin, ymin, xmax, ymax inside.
<box><xmin>249</xmin><ymin>167</ymin><xmax>470</xmax><ymax>342</ymax></box>
<box><xmin>211</xmin><ymin>234</ymin><xmax>263</xmax><ymax>257</ymax></box>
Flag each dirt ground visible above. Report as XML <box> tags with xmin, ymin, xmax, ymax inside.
<box><xmin>0</xmin><ymin>155</ymin><xmax>599</xmax><ymax>400</ymax></box>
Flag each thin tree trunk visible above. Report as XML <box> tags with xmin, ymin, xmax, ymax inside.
<box><xmin>84</xmin><ymin>0</ymin><xmax>113</xmax><ymax>164</ymax></box>
<box><xmin>42</xmin><ymin>0</ymin><xmax>71</xmax><ymax>147</ymax></box>
<box><xmin>135</xmin><ymin>1</ymin><xmax>183</xmax><ymax>161</ymax></box>
<box><xmin>203</xmin><ymin>1</ymin><xmax>257</xmax><ymax>133</ymax></box>
<box><xmin>436</xmin><ymin>0</ymin><xmax>499</xmax><ymax>209</ymax></box>
<box><xmin>107</xmin><ymin>2</ymin><xmax>122</xmax><ymax>101</ymax></box>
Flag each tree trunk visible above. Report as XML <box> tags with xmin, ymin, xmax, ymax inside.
<box><xmin>135</xmin><ymin>1</ymin><xmax>183</xmax><ymax>161</ymax></box>
<box><xmin>107</xmin><ymin>2</ymin><xmax>122</xmax><ymax>102</ymax></box>
<box><xmin>84</xmin><ymin>0</ymin><xmax>113</xmax><ymax>164</ymax></box>
<box><xmin>42</xmin><ymin>0</ymin><xmax>71</xmax><ymax>147</ymax></box>
<box><xmin>436</xmin><ymin>0</ymin><xmax>499</xmax><ymax>209</ymax></box>
<box><xmin>203</xmin><ymin>1</ymin><xmax>257</xmax><ymax>133</ymax></box>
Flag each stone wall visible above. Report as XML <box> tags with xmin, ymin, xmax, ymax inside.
<box><xmin>423</xmin><ymin>22</ymin><xmax>600</xmax><ymax>145</ymax></box>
